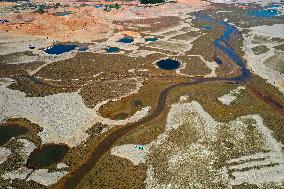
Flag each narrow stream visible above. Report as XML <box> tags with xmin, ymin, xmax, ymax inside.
<box><xmin>63</xmin><ymin>12</ymin><xmax>259</xmax><ymax>189</ymax></box>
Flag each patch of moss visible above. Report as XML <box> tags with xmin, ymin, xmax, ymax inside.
<box><xmin>274</xmin><ymin>44</ymin><xmax>284</xmax><ymax>51</ymax></box>
<box><xmin>251</xmin><ymin>45</ymin><xmax>270</xmax><ymax>55</ymax></box>
<box><xmin>8</xmin><ymin>77</ymin><xmax>75</xmax><ymax>97</ymax></box>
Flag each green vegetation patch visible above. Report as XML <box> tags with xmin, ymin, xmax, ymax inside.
<box><xmin>8</xmin><ymin>77</ymin><xmax>76</xmax><ymax>97</ymax></box>
<box><xmin>274</xmin><ymin>44</ymin><xmax>284</xmax><ymax>51</ymax></box>
<box><xmin>251</xmin><ymin>45</ymin><xmax>270</xmax><ymax>55</ymax></box>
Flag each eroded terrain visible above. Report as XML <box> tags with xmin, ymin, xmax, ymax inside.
<box><xmin>0</xmin><ymin>0</ymin><xmax>283</xmax><ymax>188</ymax></box>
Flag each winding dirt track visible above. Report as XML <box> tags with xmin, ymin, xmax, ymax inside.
<box><xmin>62</xmin><ymin>12</ymin><xmax>284</xmax><ymax>189</ymax></box>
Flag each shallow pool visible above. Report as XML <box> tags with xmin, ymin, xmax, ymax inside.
<box><xmin>0</xmin><ymin>124</ymin><xmax>28</xmax><ymax>146</ymax></box>
<box><xmin>78</xmin><ymin>47</ymin><xmax>88</xmax><ymax>52</ymax></box>
<box><xmin>145</xmin><ymin>37</ymin><xmax>158</xmax><ymax>42</ymax></box>
<box><xmin>105</xmin><ymin>47</ymin><xmax>120</xmax><ymax>53</ymax></box>
<box><xmin>44</xmin><ymin>44</ymin><xmax>78</xmax><ymax>55</ymax></box>
<box><xmin>56</xmin><ymin>11</ymin><xmax>74</xmax><ymax>16</ymax></box>
<box><xmin>95</xmin><ymin>5</ymin><xmax>104</xmax><ymax>8</ymax></box>
<box><xmin>27</xmin><ymin>144</ymin><xmax>69</xmax><ymax>169</ymax></box>
<box><xmin>248</xmin><ymin>9</ymin><xmax>281</xmax><ymax>17</ymax></box>
<box><xmin>215</xmin><ymin>57</ymin><xmax>222</xmax><ymax>64</ymax></box>
<box><xmin>117</xmin><ymin>36</ymin><xmax>134</xmax><ymax>44</ymax></box>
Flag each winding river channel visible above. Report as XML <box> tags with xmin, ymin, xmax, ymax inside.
<box><xmin>61</xmin><ymin>12</ymin><xmax>282</xmax><ymax>188</ymax></box>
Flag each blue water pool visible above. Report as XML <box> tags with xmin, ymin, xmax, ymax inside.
<box><xmin>44</xmin><ymin>44</ymin><xmax>78</xmax><ymax>55</ymax></box>
<box><xmin>105</xmin><ymin>47</ymin><xmax>120</xmax><ymax>53</ymax></box>
<box><xmin>78</xmin><ymin>47</ymin><xmax>88</xmax><ymax>52</ymax></box>
<box><xmin>156</xmin><ymin>59</ymin><xmax>180</xmax><ymax>70</ymax></box>
<box><xmin>145</xmin><ymin>37</ymin><xmax>158</xmax><ymax>42</ymax></box>
<box><xmin>215</xmin><ymin>57</ymin><xmax>222</xmax><ymax>64</ymax></box>
<box><xmin>248</xmin><ymin>9</ymin><xmax>281</xmax><ymax>17</ymax></box>
<box><xmin>117</xmin><ymin>36</ymin><xmax>134</xmax><ymax>44</ymax></box>
<box><xmin>56</xmin><ymin>11</ymin><xmax>73</xmax><ymax>16</ymax></box>
<box><xmin>95</xmin><ymin>5</ymin><xmax>104</xmax><ymax>8</ymax></box>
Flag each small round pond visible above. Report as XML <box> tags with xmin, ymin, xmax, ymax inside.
<box><xmin>105</xmin><ymin>47</ymin><xmax>120</xmax><ymax>53</ymax></box>
<box><xmin>27</xmin><ymin>144</ymin><xmax>69</xmax><ymax>169</ymax></box>
<box><xmin>0</xmin><ymin>124</ymin><xmax>28</xmax><ymax>146</ymax></box>
<box><xmin>117</xmin><ymin>36</ymin><xmax>134</xmax><ymax>44</ymax></box>
<box><xmin>78</xmin><ymin>47</ymin><xmax>88</xmax><ymax>52</ymax></box>
<box><xmin>56</xmin><ymin>11</ymin><xmax>74</xmax><ymax>16</ymax></box>
<box><xmin>156</xmin><ymin>58</ymin><xmax>181</xmax><ymax>70</ymax></box>
<box><xmin>215</xmin><ymin>57</ymin><xmax>222</xmax><ymax>65</ymax></box>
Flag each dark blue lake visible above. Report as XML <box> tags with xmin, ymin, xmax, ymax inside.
<box><xmin>145</xmin><ymin>37</ymin><xmax>158</xmax><ymax>42</ymax></box>
<box><xmin>248</xmin><ymin>9</ymin><xmax>280</xmax><ymax>17</ymax></box>
<box><xmin>156</xmin><ymin>59</ymin><xmax>180</xmax><ymax>70</ymax></box>
<box><xmin>215</xmin><ymin>57</ymin><xmax>222</xmax><ymax>64</ymax></box>
<box><xmin>117</xmin><ymin>36</ymin><xmax>134</xmax><ymax>44</ymax></box>
<box><xmin>105</xmin><ymin>47</ymin><xmax>120</xmax><ymax>53</ymax></box>
<box><xmin>44</xmin><ymin>44</ymin><xmax>78</xmax><ymax>55</ymax></box>
<box><xmin>78</xmin><ymin>47</ymin><xmax>88</xmax><ymax>52</ymax></box>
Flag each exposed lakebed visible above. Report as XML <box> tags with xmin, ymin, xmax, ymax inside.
<box><xmin>27</xmin><ymin>144</ymin><xmax>69</xmax><ymax>169</ymax></box>
<box><xmin>0</xmin><ymin>124</ymin><xmax>28</xmax><ymax>146</ymax></box>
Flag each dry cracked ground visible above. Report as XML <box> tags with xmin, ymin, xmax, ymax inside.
<box><xmin>0</xmin><ymin>0</ymin><xmax>283</xmax><ymax>188</ymax></box>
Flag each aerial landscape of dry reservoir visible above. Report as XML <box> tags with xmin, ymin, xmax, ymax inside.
<box><xmin>0</xmin><ymin>0</ymin><xmax>283</xmax><ymax>188</ymax></box>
